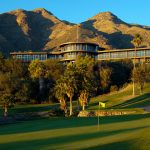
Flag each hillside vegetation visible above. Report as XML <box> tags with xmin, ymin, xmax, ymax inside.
<box><xmin>0</xmin><ymin>82</ymin><xmax>149</xmax><ymax>116</ymax></box>
<box><xmin>89</xmin><ymin>82</ymin><xmax>150</xmax><ymax>112</ymax></box>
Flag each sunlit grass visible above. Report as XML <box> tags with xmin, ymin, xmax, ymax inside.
<box><xmin>0</xmin><ymin>114</ymin><xmax>150</xmax><ymax>150</ymax></box>
<box><xmin>88</xmin><ymin>82</ymin><xmax>150</xmax><ymax>111</ymax></box>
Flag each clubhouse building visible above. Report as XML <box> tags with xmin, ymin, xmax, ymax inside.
<box><xmin>10</xmin><ymin>42</ymin><xmax>150</xmax><ymax>63</ymax></box>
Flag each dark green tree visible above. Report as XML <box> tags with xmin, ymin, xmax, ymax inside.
<box><xmin>99</xmin><ymin>67</ymin><xmax>112</xmax><ymax>93</ymax></box>
<box><xmin>0</xmin><ymin>52</ymin><xmax>5</xmax><ymax>73</ymax></box>
<box><xmin>44</xmin><ymin>59</ymin><xmax>65</xmax><ymax>102</ymax></box>
<box><xmin>28</xmin><ymin>60</ymin><xmax>47</xmax><ymax>102</ymax></box>
<box><xmin>76</xmin><ymin>56</ymin><xmax>98</xmax><ymax>110</ymax></box>
<box><xmin>131</xmin><ymin>34</ymin><xmax>143</xmax><ymax>96</ymax></box>
<box><xmin>133</xmin><ymin>65</ymin><xmax>146</xmax><ymax>94</ymax></box>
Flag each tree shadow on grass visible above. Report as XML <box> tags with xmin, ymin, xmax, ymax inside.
<box><xmin>0</xmin><ymin>117</ymin><xmax>98</xmax><ymax>135</ymax></box>
<box><xmin>0</xmin><ymin>113</ymin><xmax>150</xmax><ymax>136</ymax></box>
<box><xmin>0</xmin><ymin>104</ymin><xmax>59</xmax><ymax>116</ymax></box>
<box><xmin>0</xmin><ymin>126</ymin><xmax>149</xmax><ymax>150</ymax></box>
<box><xmin>11</xmin><ymin>104</ymin><xmax>59</xmax><ymax>114</ymax></box>
<box><xmin>81</xmin><ymin>140</ymin><xmax>134</xmax><ymax>150</ymax></box>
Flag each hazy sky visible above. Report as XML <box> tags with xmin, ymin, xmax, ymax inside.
<box><xmin>0</xmin><ymin>0</ymin><xmax>149</xmax><ymax>26</ymax></box>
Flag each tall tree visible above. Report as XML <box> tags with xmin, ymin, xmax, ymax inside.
<box><xmin>99</xmin><ymin>67</ymin><xmax>112</xmax><ymax>93</ymax></box>
<box><xmin>76</xmin><ymin>56</ymin><xmax>98</xmax><ymax>110</ymax></box>
<box><xmin>131</xmin><ymin>34</ymin><xmax>143</xmax><ymax>96</ymax></box>
<box><xmin>0</xmin><ymin>52</ymin><xmax>5</xmax><ymax>73</ymax></box>
<box><xmin>63</xmin><ymin>63</ymin><xmax>77</xmax><ymax>116</ymax></box>
<box><xmin>0</xmin><ymin>73</ymin><xmax>19</xmax><ymax>117</ymax></box>
<box><xmin>5</xmin><ymin>59</ymin><xmax>27</xmax><ymax>78</ymax></box>
<box><xmin>79</xmin><ymin>90</ymin><xmax>89</xmax><ymax>111</ymax></box>
<box><xmin>28</xmin><ymin>60</ymin><xmax>47</xmax><ymax>102</ymax></box>
<box><xmin>55</xmin><ymin>78</ymin><xmax>67</xmax><ymax>114</ymax></box>
<box><xmin>44</xmin><ymin>59</ymin><xmax>65</xmax><ymax>102</ymax></box>
<box><xmin>133</xmin><ymin>65</ymin><xmax>146</xmax><ymax>94</ymax></box>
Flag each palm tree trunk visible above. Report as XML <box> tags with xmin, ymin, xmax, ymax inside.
<box><xmin>82</xmin><ymin>104</ymin><xmax>85</xmax><ymax>111</ymax></box>
<box><xmin>70</xmin><ymin>97</ymin><xmax>73</xmax><ymax>116</ymax></box>
<box><xmin>39</xmin><ymin>77</ymin><xmax>44</xmax><ymax>103</ymax></box>
<box><xmin>133</xmin><ymin>79</ymin><xmax>135</xmax><ymax>96</ymax></box>
<box><xmin>4</xmin><ymin>105</ymin><xmax>8</xmax><ymax>117</ymax></box>
<box><xmin>133</xmin><ymin>47</ymin><xmax>136</xmax><ymax>96</ymax></box>
<box><xmin>140</xmin><ymin>84</ymin><xmax>144</xmax><ymax>95</ymax></box>
<box><xmin>76</xmin><ymin>100</ymin><xmax>80</xmax><ymax>110</ymax></box>
<box><xmin>140</xmin><ymin>86</ymin><xmax>142</xmax><ymax>95</ymax></box>
<box><xmin>39</xmin><ymin>77</ymin><xmax>44</xmax><ymax>92</ymax></box>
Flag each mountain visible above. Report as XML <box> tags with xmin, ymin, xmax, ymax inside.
<box><xmin>82</xmin><ymin>12</ymin><xmax>150</xmax><ymax>49</ymax></box>
<box><xmin>0</xmin><ymin>8</ymin><xmax>150</xmax><ymax>56</ymax></box>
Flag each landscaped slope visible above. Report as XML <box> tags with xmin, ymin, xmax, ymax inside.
<box><xmin>89</xmin><ymin>82</ymin><xmax>150</xmax><ymax>112</ymax></box>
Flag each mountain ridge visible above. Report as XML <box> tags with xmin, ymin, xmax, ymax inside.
<box><xmin>0</xmin><ymin>8</ymin><xmax>150</xmax><ymax>57</ymax></box>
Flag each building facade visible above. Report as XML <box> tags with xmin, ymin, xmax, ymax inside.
<box><xmin>10</xmin><ymin>42</ymin><xmax>150</xmax><ymax>63</ymax></box>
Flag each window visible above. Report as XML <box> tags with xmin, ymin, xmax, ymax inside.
<box><xmin>137</xmin><ymin>51</ymin><xmax>144</xmax><ymax>57</ymax></box>
<box><xmin>111</xmin><ymin>53</ymin><xmax>118</xmax><ymax>58</ymax></box>
<box><xmin>146</xmin><ymin>50</ymin><xmax>150</xmax><ymax>56</ymax></box>
<box><xmin>128</xmin><ymin>51</ymin><xmax>134</xmax><ymax>57</ymax></box>
<box><xmin>76</xmin><ymin>44</ymin><xmax>80</xmax><ymax>50</ymax></box>
<box><xmin>82</xmin><ymin>44</ymin><xmax>86</xmax><ymax>51</ymax></box>
<box><xmin>118</xmin><ymin>52</ymin><xmax>127</xmax><ymax>58</ymax></box>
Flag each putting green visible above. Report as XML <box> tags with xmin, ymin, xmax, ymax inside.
<box><xmin>0</xmin><ymin>114</ymin><xmax>150</xmax><ymax>150</ymax></box>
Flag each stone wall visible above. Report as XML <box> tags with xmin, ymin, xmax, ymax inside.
<box><xmin>78</xmin><ymin>110</ymin><xmax>136</xmax><ymax>117</ymax></box>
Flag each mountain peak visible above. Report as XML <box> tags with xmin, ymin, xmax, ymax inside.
<box><xmin>33</xmin><ymin>8</ymin><xmax>53</xmax><ymax>15</ymax></box>
<box><xmin>89</xmin><ymin>11</ymin><xmax>125</xmax><ymax>25</ymax></box>
<box><xmin>33</xmin><ymin>8</ymin><xmax>60</xmax><ymax>24</ymax></box>
<box><xmin>91</xmin><ymin>11</ymin><xmax>115</xmax><ymax>19</ymax></box>
<box><xmin>8</xmin><ymin>9</ymin><xmax>27</xmax><ymax>15</ymax></box>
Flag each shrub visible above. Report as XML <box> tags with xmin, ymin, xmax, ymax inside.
<box><xmin>110</xmin><ymin>85</ymin><xmax>118</xmax><ymax>92</ymax></box>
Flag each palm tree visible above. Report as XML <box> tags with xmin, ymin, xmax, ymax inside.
<box><xmin>131</xmin><ymin>34</ymin><xmax>143</xmax><ymax>48</ymax></box>
<box><xmin>79</xmin><ymin>90</ymin><xmax>89</xmax><ymax>111</ymax></box>
<box><xmin>64</xmin><ymin>63</ymin><xmax>77</xmax><ymax>116</ymax></box>
<box><xmin>131</xmin><ymin>34</ymin><xmax>143</xmax><ymax>96</ymax></box>
<box><xmin>55</xmin><ymin>78</ymin><xmax>67</xmax><ymax>114</ymax></box>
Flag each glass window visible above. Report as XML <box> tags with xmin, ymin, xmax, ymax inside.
<box><xmin>137</xmin><ymin>50</ymin><xmax>144</xmax><ymax>57</ymax></box>
<box><xmin>118</xmin><ymin>52</ymin><xmax>127</xmax><ymax>58</ymax></box>
<box><xmin>128</xmin><ymin>51</ymin><xmax>134</xmax><ymax>57</ymax></box>
<box><xmin>98</xmin><ymin>53</ymin><xmax>110</xmax><ymax>59</ymax></box>
<box><xmin>146</xmin><ymin>50</ymin><xmax>150</xmax><ymax>56</ymax></box>
<box><xmin>76</xmin><ymin>44</ymin><xmax>80</xmax><ymax>50</ymax></box>
<box><xmin>111</xmin><ymin>52</ymin><xmax>119</xmax><ymax>58</ymax></box>
<box><xmin>82</xmin><ymin>44</ymin><xmax>86</xmax><ymax>51</ymax></box>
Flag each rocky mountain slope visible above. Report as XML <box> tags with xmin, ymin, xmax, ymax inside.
<box><xmin>0</xmin><ymin>8</ymin><xmax>150</xmax><ymax>56</ymax></box>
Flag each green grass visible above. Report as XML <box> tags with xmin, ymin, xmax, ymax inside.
<box><xmin>0</xmin><ymin>103</ymin><xmax>59</xmax><ymax>116</ymax></box>
<box><xmin>0</xmin><ymin>114</ymin><xmax>150</xmax><ymax>150</ymax></box>
<box><xmin>88</xmin><ymin>82</ymin><xmax>150</xmax><ymax>112</ymax></box>
<box><xmin>0</xmin><ymin>83</ymin><xmax>149</xmax><ymax>149</ymax></box>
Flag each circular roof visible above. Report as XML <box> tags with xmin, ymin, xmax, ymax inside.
<box><xmin>59</xmin><ymin>42</ymin><xmax>99</xmax><ymax>47</ymax></box>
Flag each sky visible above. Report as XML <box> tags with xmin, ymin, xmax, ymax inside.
<box><xmin>0</xmin><ymin>0</ymin><xmax>150</xmax><ymax>26</ymax></box>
